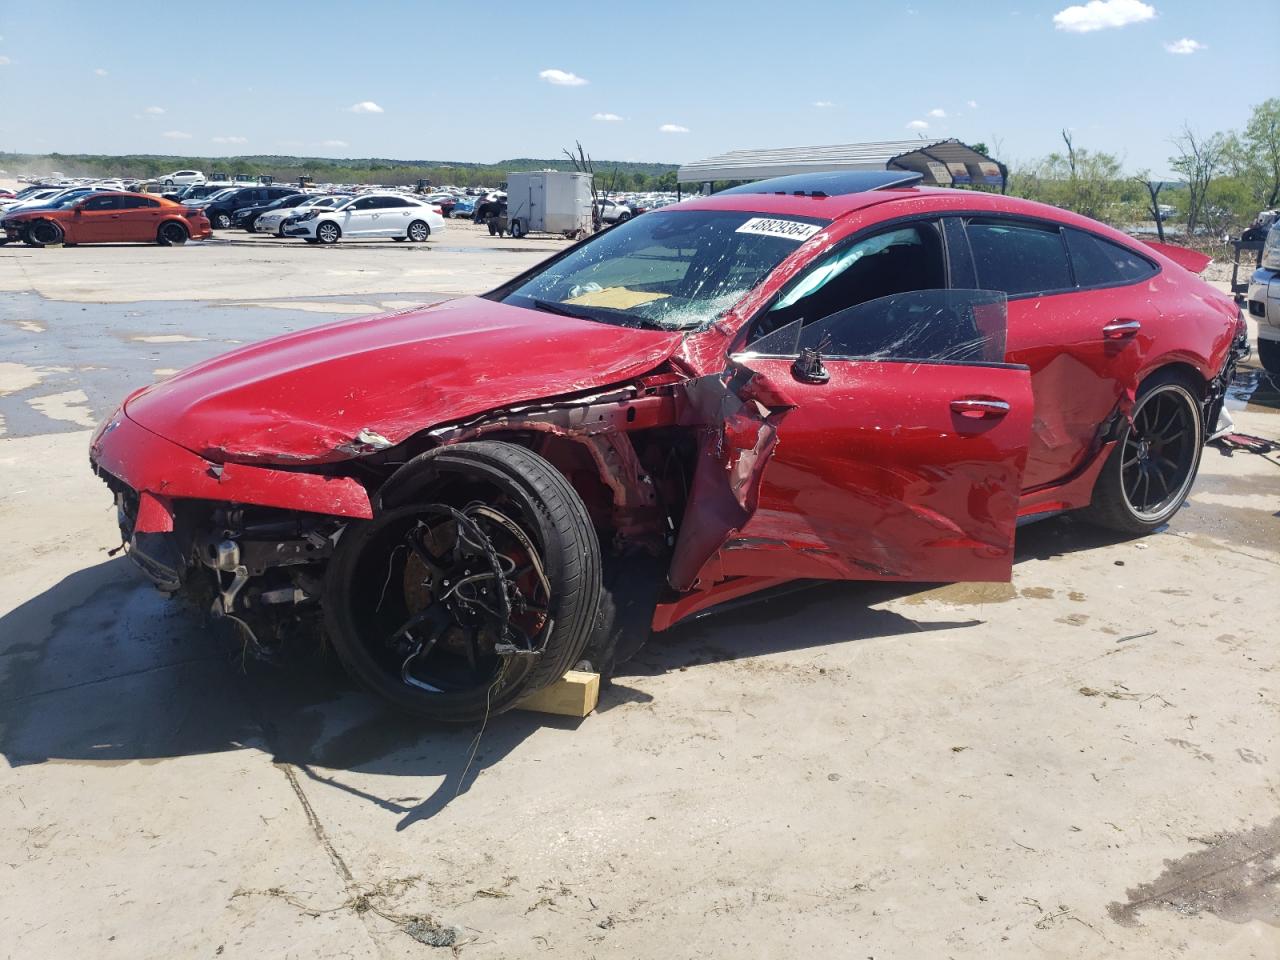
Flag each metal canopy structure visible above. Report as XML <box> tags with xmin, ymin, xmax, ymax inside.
<box><xmin>677</xmin><ymin>138</ymin><xmax>1005</xmax><ymax>191</ymax></box>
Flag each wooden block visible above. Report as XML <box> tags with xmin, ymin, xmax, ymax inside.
<box><xmin>517</xmin><ymin>670</ymin><xmax>600</xmax><ymax>718</ymax></box>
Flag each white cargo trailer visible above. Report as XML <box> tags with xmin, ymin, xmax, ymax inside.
<box><xmin>506</xmin><ymin>171</ymin><xmax>593</xmax><ymax>238</ymax></box>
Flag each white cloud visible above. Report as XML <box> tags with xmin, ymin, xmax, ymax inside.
<box><xmin>162</xmin><ymin>131</ymin><xmax>192</xmax><ymax>140</ymax></box>
<box><xmin>813</xmin><ymin>100</ymin><xmax>836</xmax><ymax>108</ymax></box>
<box><xmin>967</xmin><ymin>99</ymin><xmax>979</xmax><ymax>109</ymax></box>
<box><xmin>539</xmin><ymin>68</ymin><xmax>588</xmax><ymax>86</ymax></box>
<box><xmin>321</xmin><ymin>139</ymin><xmax>349</xmax><ymax>147</ymax></box>
<box><xmin>906</xmin><ymin>120</ymin><xmax>929</xmax><ymax>130</ymax></box>
<box><xmin>928</xmin><ymin>107</ymin><xmax>947</xmax><ymax>118</ymax></box>
<box><xmin>1053</xmin><ymin>0</ymin><xmax>1155</xmax><ymax>33</ymax></box>
<box><xmin>1164</xmin><ymin>37</ymin><xmax>1205</xmax><ymax>54</ymax></box>
<box><xmin>211</xmin><ymin>136</ymin><xmax>247</xmax><ymax>144</ymax></box>
<box><xmin>592</xmin><ymin>112</ymin><xmax>622</xmax><ymax>122</ymax></box>
<box><xmin>346</xmin><ymin>100</ymin><xmax>384</xmax><ymax>113</ymax></box>
<box><xmin>144</xmin><ymin>105</ymin><xmax>165</xmax><ymax>115</ymax></box>
<box><xmin>659</xmin><ymin>123</ymin><xmax>689</xmax><ymax>134</ymax></box>
<box><xmin>94</xmin><ymin>67</ymin><xmax>108</xmax><ymax>76</ymax></box>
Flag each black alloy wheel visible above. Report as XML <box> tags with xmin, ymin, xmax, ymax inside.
<box><xmin>25</xmin><ymin>220</ymin><xmax>63</xmax><ymax>247</ymax></box>
<box><xmin>157</xmin><ymin>221</ymin><xmax>188</xmax><ymax>246</ymax></box>
<box><xmin>1120</xmin><ymin>384</ymin><xmax>1199</xmax><ymax>521</ymax></box>
<box><xmin>1085</xmin><ymin>372</ymin><xmax>1204</xmax><ymax>533</ymax></box>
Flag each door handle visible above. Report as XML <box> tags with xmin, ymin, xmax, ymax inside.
<box><xmin>950</xmin><ymin>397</ymin><xmax>1010</xmax><ymax>419</ymax></box>
<box><xmin>1103</xmin><ymin>318</ymin><xmax>1141</xmax><ymax>339</ymax></box>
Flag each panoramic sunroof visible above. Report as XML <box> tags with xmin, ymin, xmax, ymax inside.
<box><xmin>719</xmin><ymin>170</ymin><xmax>923</xmax><ymax>198</ymax></box>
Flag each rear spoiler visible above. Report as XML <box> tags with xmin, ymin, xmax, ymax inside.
<box><xmin>1140</xmin><ymin>240</ymin><xmax>1212</xmax><ymax>275</ymax></box>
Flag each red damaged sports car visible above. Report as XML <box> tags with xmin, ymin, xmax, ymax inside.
<box><xmin>90</xmin><ymin>171</ymin><xmax>1247</xmax><ymax>721</ymax></box>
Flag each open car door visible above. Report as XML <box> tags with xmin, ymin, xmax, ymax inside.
<box><xmin>669</xmin><ymin>289</ymin><xmax>1034</xmax><ymax>591</ymax></box>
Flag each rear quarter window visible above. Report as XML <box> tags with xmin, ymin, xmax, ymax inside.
<box><xmin>1064</xmin><ymin>228</ymin><xmax>1156</xmax><ymax>286</ymax></box>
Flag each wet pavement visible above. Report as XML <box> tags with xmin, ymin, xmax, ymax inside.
<box><xmin>0</xmin><ymin>291</ymin><xmax>446</xmax><ymax>437</ymax></box>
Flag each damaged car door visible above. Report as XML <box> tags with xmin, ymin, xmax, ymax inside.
<box><xmin>669</xmin><ymin>288</ymin><xmax>1034</xmax><ymax>591</ymax></box>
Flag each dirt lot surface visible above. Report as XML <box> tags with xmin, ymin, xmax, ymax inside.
<box><xmin>1</xmin><ymin>228</ymin><xmax>1277</xmax><ymax>959</ymax></box>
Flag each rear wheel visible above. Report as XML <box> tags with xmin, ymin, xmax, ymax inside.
<box><xmin>1258</xmin><ymin>339</ymin><xmax>1280</xmax><ymax>377</ymax></box>
<box><xmin>408</xmin><ymin>219</ymin><xmax>430</xmax><ymax>242</ymax></box>
<box><xmin>325</xmin><ymin>441</ymin><xmax>602</xmax><ymax>722</ymax></box>
<box><xmin>617</xmin><ymin>211</ymin><xmax>631</xmax><ymax>223</ymax></box>
<box><xmin>316</xmin><ymin>221</ymin><xmax>341</xmax><ymax>244</ymax></box>
<box><xmin>157</xmin><ymin>221</ymin><xmax>188</xmax><ymax>246</ymax></box>
<box><xmin>24</xmin><ymin>220</ymin><xmax>63</xmax><ymax>247</ymax></box>
<box><xmin>212</xmin><ymin>212</ymin><xmax>232</xmax><ymax>229</ymax></box>
<box><xmin>1084</xmin><ymin>371</ymin><xmax>1204</xmax><ymax>534</ymax></box>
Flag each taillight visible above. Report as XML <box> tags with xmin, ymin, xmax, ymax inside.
<box><xmin>431</xmin><ymin>206</ymin><xmax>442</xmax><ymax>215</ymax></box>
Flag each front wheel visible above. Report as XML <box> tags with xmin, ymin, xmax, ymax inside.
<box><xmin>407</xmin><ymin>219</ymin><xmax>430</xmax><ymax>242</ymax></box>
<box><xmin>316</xmin><ymin>221</ymin><xmax>341</xmax><ymax>244</ymax></box>
<box><xmin>1084</xmin><ymin>372</ymin><xmax>1204</xmax><ymax>534</ymax></box>
<box><xmin>213</xmin><ymin>212</ymin><xmax>232</xmax><ymax>229</ymax></box>
<box><xmin>1258</xmin><ymin>339</ymin><xmax>1280</xmax><ymax>377</ymax></box>
<box><xmin>324</xmin><ymin>441</ymin><xmax>602</xmax><ymax>722</ymax></box>
<box><xmin>24</xmin><ymin>220</ymin><xmax>63</xmax><ymax>247</ymax></box>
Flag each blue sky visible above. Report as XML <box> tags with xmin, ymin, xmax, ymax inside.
<box><xmin>0</xmin><ymin>0</ymin><xmax>1275</xmax><ymax>177</ymax></box>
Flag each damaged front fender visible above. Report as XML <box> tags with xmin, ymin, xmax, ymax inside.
<box><xmin>91</xmin><ymin>410</ymin><xmax>374</xmax><ymax>522</ymax></box>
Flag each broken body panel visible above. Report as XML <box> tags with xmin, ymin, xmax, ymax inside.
<box><xmin>90</xmin><ymin>185</ymin><xmax>1241</xmax><ymax>645</ymax></box>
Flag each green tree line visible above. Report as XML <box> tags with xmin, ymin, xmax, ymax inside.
<box><xmin>0</xmin><ymin>152</ymin><xmax>683</xmax><ymax>191</ymax></box>
<box><xmin>1006</xmin><ymin>98</ymin><xmax>1280</xmax><ymax>238</ymax></box>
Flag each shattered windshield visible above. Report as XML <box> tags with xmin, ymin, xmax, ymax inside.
<box><xmin>500</xmin><ymin>209</ymin><xmax>828</xmax><ymax>331</ymax></box>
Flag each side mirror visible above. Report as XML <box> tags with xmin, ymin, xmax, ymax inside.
<box><xmin>74</xmin><ymin>205</ymin><xmax>85</xmax><ymax>215</ymax></box>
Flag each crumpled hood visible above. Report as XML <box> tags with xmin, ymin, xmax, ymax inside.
<box><xmin>124</xmin><ymin>297</ymin><xmax>682</xmax><ymax>465</ymax></box>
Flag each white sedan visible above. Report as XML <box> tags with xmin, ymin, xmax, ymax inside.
<box><xmin>283</xmin><ymin>193</ymin><xmax>445</xmax><ymax>244</ymax></box>
<box><xmin>255</xmin><ymin>195</ymin><xmax>350</xmax><ymax>236</ymax></box>
<box><xmin>162</xmin><ymin>170</ymin><xmax>206</xmax><ymax>186</ymax></box>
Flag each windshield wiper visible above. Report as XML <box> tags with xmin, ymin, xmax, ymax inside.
<box><xmin>529</xmin><ymin>297</ymin><xmax>591</xmax><ymax>320</ymax></box>
<box><xmin>527</xmin><ymin>297</ymin><xmax>679</xmax><ymax>332</ymax></box>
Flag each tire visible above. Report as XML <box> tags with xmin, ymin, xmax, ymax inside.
<box><xmin>324</xmin><ymin>441</ymin><xmax>602</xmax><ymax>722</ymax></box>
<box><xmin>164</xmin><ymin>179</ymin><xmax>174</xmax><ymax>187</ymax></box>
<box><xmin>1084</xmin><ymin>370</ymin><xmax>1204</xmax><ymax>535</ymax></box>
<box><xmin>212</xmin><ymin>211</ymin><xmax>232</xmax><ymax>229</ymax></box>
<box><xmin>617</xmin><ymin>211</ymin><xmax>631</xmax><ymax>223</ymax></box>
<box><xmin>408</xmin><ymin>219</ymin><xmax>430</xmax><ymax>242</ymax></box>
<box><xmin>24</xmin><ymin>220</ymin><xmax>63</xmax><ymax>247</ymax></box>
<box><xmin>316</xmin><ymin>221</ymin><xmax>341</xmax><ymax>244</ymax></box>
<box><xmin>509</xmin><ymin>219</ymin><xmax>524</xmax><ymax>239</ymax></box>
<box><xmin>156</xmin><ymin>222</ymin><xmax>188</xmax><ymax>246</ymax></box>
<box><xmin>1258</xmin><ymin>338</ymin><xmax>1280</xmax><ymax>377</ymax></box>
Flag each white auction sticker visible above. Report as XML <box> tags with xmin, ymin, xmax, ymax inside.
<box><xmin>735</xmin><ymin>217</ymin><xmax>821</xmax><ymax>242</ymax></box>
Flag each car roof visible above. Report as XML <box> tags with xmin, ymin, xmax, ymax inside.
<box><xmin>671</xmin><ymin>185</ymin><xmax>1147</xmax><ymax>245</ymax></box>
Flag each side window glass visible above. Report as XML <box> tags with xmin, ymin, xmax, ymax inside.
<box><xmin>115</xmin><ymin>197</ymin><xmax>144</xmax><ymax>209</ymax></box>
<box><xmin>84</xmin><ymin>196</ymin><xmax>118</xmax><ymax>211</ymax></box>
<box><xmin>1064</xmin><ymin>228</ymin><xmax>1155</xmax><ymax>286</ymax></box>
<box><xmin>752</xmin><ymin>222</ymin><xmax>946</xmax><ymax>341</ymax></box>
<box><xmin>750</xmin><ymin>289</ymin><xmax>1009</xmax><ymax>364</ymax></box>
<box><xmin>966</xmin><ymin>219</ymin><xmax>1072</xmax><ymax>296</ymax></box>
